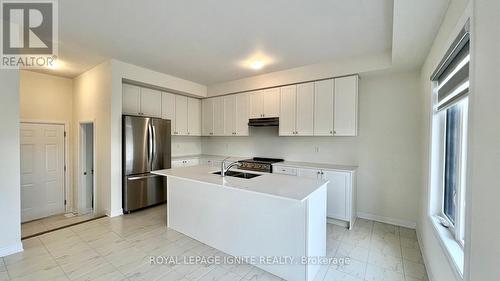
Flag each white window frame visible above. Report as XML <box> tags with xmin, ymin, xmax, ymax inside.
<box><xmin>435</xmin><ymin>98</ymin><xmax>468</xmax><ymax>247</ymax></box>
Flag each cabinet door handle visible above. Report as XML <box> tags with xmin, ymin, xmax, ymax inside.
<box><xmin>330</xmin><ymin>131</ymin><xmax>333</xmax><ymax>134</ymax></box>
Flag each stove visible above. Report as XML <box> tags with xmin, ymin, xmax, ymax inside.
<box><xmin>238</xmin><ymin>157</ymin><xmax>284</xmax><ymax>173</ymax></box>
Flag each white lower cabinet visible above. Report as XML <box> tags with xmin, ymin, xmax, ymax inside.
<box><xmin>274</xmin><ymin>165</ymin><xmax>356</xmax><ymax>229</ymax></box>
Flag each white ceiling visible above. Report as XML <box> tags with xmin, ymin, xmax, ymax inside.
<box><xmin>51</xmin><ymin>0</ymin><xmax>393</xmax><ymax>83</ymax></box>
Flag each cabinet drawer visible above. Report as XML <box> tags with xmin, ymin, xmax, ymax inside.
<box><xmin>273</xmin><ymin>166</ymin><xmax>298</xmax><ymax>176</ymax></box>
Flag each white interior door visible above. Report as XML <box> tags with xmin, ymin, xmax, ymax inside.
<box><xmin>20</xmin><ymin>123</ymin><xmax>65</xmax><ymax>222</ymax></box>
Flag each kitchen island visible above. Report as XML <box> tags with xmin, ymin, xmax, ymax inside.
<box><xmin>152</xmin><ymin>165</ymin><xmax>328</xmax><ymax>281</ymax></box>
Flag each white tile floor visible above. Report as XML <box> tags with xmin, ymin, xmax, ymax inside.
<box><xmin>21</xmin><ymin>212</ymin><xmax>104</xmax><ymax>239</ymax></box>
<box><xmin>1</xmin><ymin>205</ymin><xmax>428</xmax><ymax>281</ymax></box>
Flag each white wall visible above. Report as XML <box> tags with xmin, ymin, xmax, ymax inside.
<box><xmin>0</xmin><ymin>70</ymin><xmax>22</xmax><ymax>257</ymax></box>
<box><xmin>418</xmin><ymin>0</ymin><xmax>470</xmax><ymax>280</ymax></box>
<box><xmin>202</xmin><ymin>70</ymin><xmax>422</xmax><ymax>227</ymax></box>
<box><xmin>172</xmin><ymin>136</ymin><xmax>202</xmax><ymax>157</ymax></box>
<box><xmin>73</xmin><ymin>61</ymin><xmax>113</xmax><ymax>216</ymax></box>
<box><xmin>19</xmin><ymin>70</ymin><xmax>73</xmax><ymax>121</ymax></box>
<box><xmin>466</xmin><ymin>1</ymin><xmax>500</xmax><ymax>280</ymax></box>
<box><xmin>19</xmin><ymin>70</ymin><xmax>76</xmax><ymax>209</ymax></box>
<box><xmin>207</xmin><ymin>53</ymin><xmax>391</xmax><ymax>96</ymax></box>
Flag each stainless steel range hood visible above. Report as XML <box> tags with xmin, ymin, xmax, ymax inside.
<box><xmin>248</xmin><ymin>117</ymin><xmax>279</xmax><ymax>127</ymax></box>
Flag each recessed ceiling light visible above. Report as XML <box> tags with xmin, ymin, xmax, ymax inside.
<box><xmin>249</xmin><ymin>60</ymin><xmax>264</xmax><ymax>70</ymax></box>
<box><xmin>240</xmin><ymin>52</ymin><xmax>274</xmax><ymax>71</ymax></box>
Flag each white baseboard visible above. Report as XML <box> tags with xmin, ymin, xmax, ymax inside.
<box><xmin>357</xmin><ymin>212</ymin><xmax>417</xmax><ymax>229</ymax></box>
<box><xmin>416</xmin><ymin>228</ymin><xmax>435</xmax><ymax>281</ymax></box>
<box><xmin>0</xmin><ymin>242</ymin><xmax>23</xmax><ymax>257</ymax></box>
<box><xmin>107</xmin><ymin>208</ymin><xmax>123</xmax><ymax>218</ymax></box>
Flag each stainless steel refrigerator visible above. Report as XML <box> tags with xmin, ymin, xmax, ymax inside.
<box><xmin>122</xmin><ymin>115</ymin><xmax>171</xmax><ymax>213</ymax></box>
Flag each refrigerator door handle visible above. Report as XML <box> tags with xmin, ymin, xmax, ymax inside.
<box><xmin>152</xmin><ymin>123</ymin><xmax>156</xmax><ymax>169</ymax></box>
<box><xmin>148</xmin><ymin>121</ymin><xmax>153</xmax><ymax>171</ymax></box>
<box><xmin>128</xmin><ymin>174</ymin><xmax>160</xmax><ymax>180</ymax></box>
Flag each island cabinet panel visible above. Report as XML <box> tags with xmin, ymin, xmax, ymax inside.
<box><xmin>165</xmin><ymin>175</ymin><xmax>327</xmax><ymax>281</ymax></box>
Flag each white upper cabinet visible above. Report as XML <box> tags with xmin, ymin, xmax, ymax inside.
<box><xmin>249</xmin><ymin>88</ymin><xmax>280</xmax><ymax>118</ymax></box>
<box><xmin>122</xmin><ymin>84</ymin><xmax>161</xmax><ymax>117</ymax></box>
<box><xmin>296</xmin><ymin>82</ymin><xmax>314</xmax><ymax>136</ymax></box>
<box><xmin>187</xmin><ymin>97</ymin><xmax>201</xmax><ymax>136</ymax></box>
<box><xmin>249</xmin><ymin>90</ymin><xmax>264</xmax><ymax>118</ymax></box>
<box><xmin>314</xmin><ymin>79</ymin><xmax>334</xmax><ymax>136</ymax></box>
<box><xmin>174</xmin><ymin>95</ymin><xmax>188</xmax><ymax>135</ymax></box>
<box><xmin>279</xmin><ymin>85</ymin><xmax>297</xmax><ymax>136</ymax></box>
<box><xmin>223</xmin><ymin>95</ymin><xmax>236</xmax><ymax>136</ymax></box>
<box><xmin>279</xmin><ymin>83</ymin><xmax>314</xmax><ymax>136</ymax></box>
<box><xmin>213</xmin><ymin>97</ymin><xmax>224</xmax><ymax>136</ymax></box>
<box><xmin>235</xmin><ymin>93</ymin><xmax>249</xmax><ymax>136</ymax></box>
<box><xmin>334</xmin><ymin>75</ymin><xmax>358</xmax><ymax>136</ymax></box>
<box><xmin>161</xmin><ymin>92</ymin><xmax>176</xmax><ymax>134</ymax></box>
<box><xmin>202</xmin><ymin>98</ymin><xmax>214</xmax><ymax>136</ymax></box>
<box><xmin>140</xmin><ymin>88</ymin><xmax>162</xmax><ymax>117</ymax></box>
<box><xmin>123</xmin><ymin>84</ymin><xmax>141</xmax><ymax>115</ymax></box>
<box><xmin>263</xmin><ymin>88</ymin><xmax>280</xmax><ymax>118</ymax></box>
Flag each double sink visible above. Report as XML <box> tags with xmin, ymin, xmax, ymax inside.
<box><xmin>212</xmin><ymin>171</ymin><xmax>262</xmax><ymax>179</ymax></box>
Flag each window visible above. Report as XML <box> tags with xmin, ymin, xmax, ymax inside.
<box><xmin>440</xmin><ymin>98</ymin><xmax>468</xmax><ymax>245</ymax></box>
<box><xmin>430</xmin><ymin>20</ymin><xmax>470</xmax><ymax>248</ymax></box>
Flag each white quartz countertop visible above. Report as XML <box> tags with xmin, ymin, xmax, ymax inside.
<box><xmin>152</xmin><ymin>165</ymin><xmax>328</xmax><ymax>202</ymax></box>
<box><xmin>273</xmin><ymin>161</ymin><xmax>358</xmax><ymax>172</ymax></box>
<box><xmin>171</xmin><ymin>154</ymin><xmax>248</xmax><ymax>161</ymax></box>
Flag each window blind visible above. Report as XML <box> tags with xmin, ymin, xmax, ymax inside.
<box><xmin>431</xmin><ymin>21</ymin><xmax>470</xmax><ymax>111</ymax></box>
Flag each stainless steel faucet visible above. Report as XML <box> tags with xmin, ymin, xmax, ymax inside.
<box><xmin>220</xmin><ymin>157</ymin><xmax>241</xmax><ymax>177</ymax></box>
